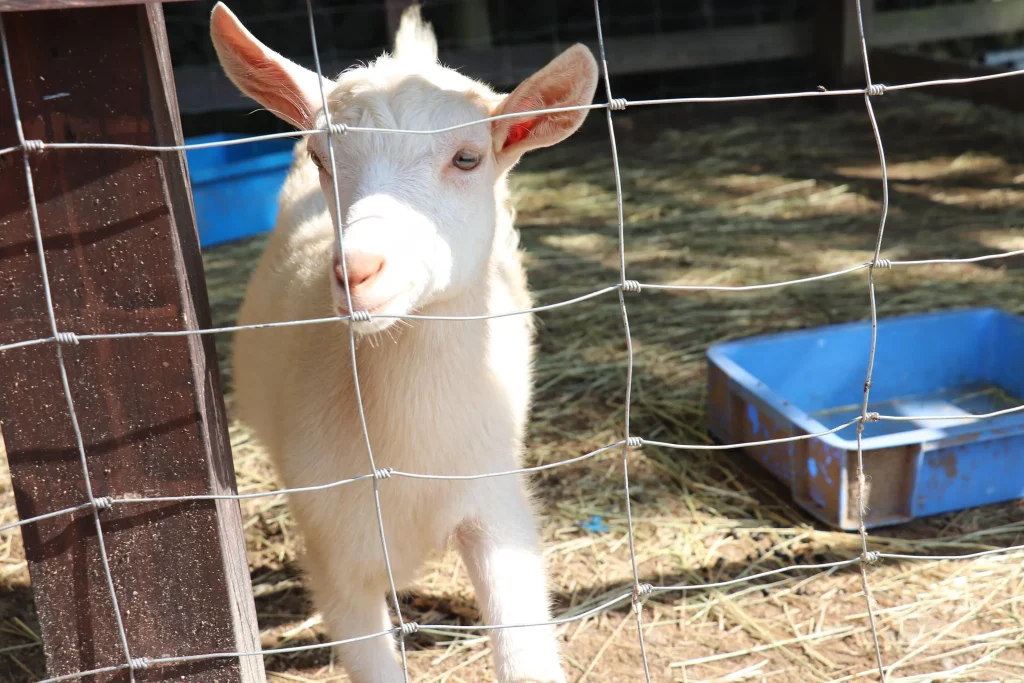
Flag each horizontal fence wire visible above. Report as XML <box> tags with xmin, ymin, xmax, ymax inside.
<box><xmin>6</xmin><ymin>400</ymin><xmax>1024</xmax><ymax>535</ymax></box>
<box><xmin>5</xmin><ymin>396</ymin><xmax>1024</xmax><ymax>535</ymax></box>
<box><xmin>2</xmin><ymin>0</ymin><xmax>1024</xmax><ymax>681</ymax></box>
<box><xmin>2</xmin><ymin>249</ymin><xmax>1023</xmax><ymax>354</ymax></box>
<box><xmin>3</xmin><ymin>66</ymin><xmax>1024</xmax><ymax>159</ymax></box>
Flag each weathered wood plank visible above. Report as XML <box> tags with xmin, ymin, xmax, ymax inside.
<box><xmin>174</xmin><ymin>19</ymin><xmax>813</xmax><ymax>114</ymax></box>
<box><xmin>0</xmin><ymin>4</ymin><xmax>264</xmax><ymax>682</ymax></box>
<box><xmin>0</xmin><ymin>0</ymin><xmax>194</xmax><ymax>10</ymax></box>
<box><xmin>450</xmin><ymin>0</ymin><xmax>492</xmax><ymax>50</ymax></box>
<box><xmin>873</xmin><ymin>1</ymin><xmax>1024</xmax><ymax>48</ymax></box>
<box><xmin>171</xmin><ymin>1</ymin><xmax>1024</xmax><ymax>115</ymax></box>
<box><xmin>871</xmin><ymin>48</ymin><xmax>1024</xmax><ymax>113</ymax></box>
<box><xmin>384</xmin><ymin>0</ymin><xmax>411</xmax><ymax>45</ymax></box>
<box><xmin>815</xmin><ymin>0</ymin><xmax>871</xmax><ymax>90</ymax></box>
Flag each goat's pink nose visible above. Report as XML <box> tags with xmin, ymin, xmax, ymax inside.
<box><xmin>335</xmin><ymin>252</ymin><xmax>385</xmax><ymax>291</ymax></box>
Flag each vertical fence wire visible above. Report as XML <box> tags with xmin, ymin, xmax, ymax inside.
<box><xmin>304</xmin><ymin>1</ymin><xmax>411</xmax><ymax>679</ymax></box>
<box><xmin>0</xmin><ymin>14</ymin><xmax>140</xmax><ymax>683</ymax></box>
<box><xmin>852</xmin><ymin>0</ymin><xmax>892</xmax><ymax>679</ymax></box>
<box><xmin>591</xmin><ymin>1</ymin><xmax>654</xmax><ymax>681</ymax></box>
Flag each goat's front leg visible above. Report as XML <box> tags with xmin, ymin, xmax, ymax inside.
<box><xmin>457</xmin><ymin>481</ymin><xmax>566</xmax><ymax>683</ymax></box>
<box><xmin>312</xmin><ymin>584</ymin><xmax>406</xmax><ymax>683</ymax></box>
<box><xmin>302</xmin><ymin>536</ymin><xmax>407</xmax><ymax>683</ymax></box>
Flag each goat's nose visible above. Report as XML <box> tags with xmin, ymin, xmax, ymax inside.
<box><xmin>335</xmin><ymin>252</ymin><xmax>385</xmax><ymax>291</ymax></box>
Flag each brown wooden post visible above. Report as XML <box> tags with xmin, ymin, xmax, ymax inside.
<box><xmin>870</xmin><ymin>48</ymin><xmax>1024</xmax><ymax>114</ymax></box>
<box><xmin>815</xmin><ymin>0</ymin><xmax>874</xmax><ymax>90</ymax></box>
<box><xmin>452</xmin><ymin>0</ymin><xmax>492</xmax><ymax>50</ymax></box>
<box><xmin>385</xmin><ymin>0</ymin><xmax>411</xmax><ymax>45</ymax></box>
<box><xmin>0</xmin><ymin>2</ymin><xmax>265</xmax><ymax>682</ymax></box>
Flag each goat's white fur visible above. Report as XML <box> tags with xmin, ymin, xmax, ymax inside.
<box><xmin>212</xmin><ymin>3</ymin><xmax>598</xmax><ymax>681</ymax></box>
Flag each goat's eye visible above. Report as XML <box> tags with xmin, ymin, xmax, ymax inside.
<box><xmin>309</xmin><ymin>150</ymin><xmax>324</xmax><ymax>170</ymax></box>
<box><xmin>452</xmin><ymin>149</ymin><xmax>481</xmax><ymax>171</ymax></box>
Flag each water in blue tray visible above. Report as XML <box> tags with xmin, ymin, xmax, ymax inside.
<box><xmin>811</xmin><ymin>383</ymin><xmax>1023</xmax><ymax>440</ymax></box>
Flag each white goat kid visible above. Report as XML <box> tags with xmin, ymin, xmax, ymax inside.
<box><xmin>211</xmin><ymin>3</ymin><xmax>598</xmax><ymax>682</ymax></box>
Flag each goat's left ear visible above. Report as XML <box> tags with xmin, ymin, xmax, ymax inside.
<box><xmin>491</xmin><ymin>44</ymin><xmax>599</xmax><ymax>168</ymax></box>
<box><xmin>210</xmin><ymin>2</ymin><xmax>331</xmax><ymax>129</ymax></box>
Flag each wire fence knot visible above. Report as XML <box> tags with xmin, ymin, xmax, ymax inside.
<box><xmin>400</xmin><ymin>622</ymin><xmax>419</xmax><ymax>636</ymax></box>
<box><xmin>608</xmin><ymin>98</ymin><xmax>628</xmax><ymax>111</ymax></box>
<box><xmin>374</xmin><ymin>467</ymin><xmax>393</xmax><ymax>480</ymax></box>
<box><xmin>129</xmin><ymin>657</ymin><xmax>150</xmax><ymax>671</ymax></box>
<box><xmin>54</xmin><ymin>331</ymin><xmax>79</xmax><ymax>345</ymax></box>
<box><xmin>632</xmin><ymin>582</ymin><xmax>654</xmax><ymax>611</ymax></box>
<box><xmin>22</xmin><ymin>139</ymin><xmax>45</xmax><ymax>153</ymax></box>
<box><xmin>861</xmin><ymin>550</ymin><xmax>882</xmax><ymax>564</ymax></box>
<box><xmin>863</xmin><ymin>412</ymin><xmax>881</xmax><ymax>423</ymax></box>
<box><xmin>349</xmin><ymin>310</ymin><xmax>371</xmax><ymax>323</ymax></box>
<box><xmin>872</xmin><ymin>258</ymin><xmax>892</xmax><ymax>269</ymax></box>
<box><xmin>865</xmin><ymin>83</ymin><xmax>887</xmax><ymax>97</ymax></box>
<box><xmin>328</xmin><ymin>123</ymin><xmax>348</xmax><ymax>136</ymax></box>
<box><xmin>621</xmin><ymin>280</ymin><xmax>641</xmax><ymax>293</ymax></box>
<box><xmin>626</xmin><ymin>436</ymin><xmax>643</xmax><ymax>449</ymax></box>
<box><xmin>93</xmin><ymin>496</ymin><xmax>114</xmax><ymax>511</ymax></box>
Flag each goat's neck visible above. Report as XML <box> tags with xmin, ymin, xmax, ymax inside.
<box><xmin>427</xmin><ymin>193</ymin><xmax>515</xmax><ymax>321</ymax></box>
<box><xmin>401</xmin><ymin>259</ymin><xmax>494</xmax><ymax>353</ymax></box>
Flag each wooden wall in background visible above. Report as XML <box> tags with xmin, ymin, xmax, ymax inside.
<box><xmin>174</xmin><ymin>0</ymin><xmax>1024</xmax><ymax>114</ymax></box>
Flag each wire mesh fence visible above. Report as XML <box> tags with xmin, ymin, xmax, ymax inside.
<box><xmin>2</xmin><ymin>0</ymin><xmax>1024</xmax><ymax>681</ymax></box>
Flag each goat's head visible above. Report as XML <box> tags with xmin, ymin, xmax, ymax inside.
<box><xmin>210</xmin><ymin>2</ymin><xmax>598</xmax><ymax>334</ymax></box>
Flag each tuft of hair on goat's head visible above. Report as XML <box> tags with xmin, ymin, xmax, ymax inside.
<box><xmin>391</xmin><ymin>3</ymin><xmax>438</xmax><ymax>64</ymax></box>
<box><xmin>210</xmin><ymin>1</ymin><xmax>599</xmax><ymax>334</ymax></box>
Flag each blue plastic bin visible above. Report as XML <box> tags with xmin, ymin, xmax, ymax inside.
<box><xmin>184</xmin><ymin>132</ymin><xmax>296</xmax><ymax>248</ymax></box>
<box><xmin>706</xmin><ymin>307</ymin><xmax>1024</xmax><ymax>529</ymax></box>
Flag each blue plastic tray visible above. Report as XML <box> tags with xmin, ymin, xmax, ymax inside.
<box><xmin>184</xmin><ymin>132</ymin><xmax>295</xmax><ymax>248</ymax></box>
<box><xmin>706</xmin><ymin>307</ymin><xmax>1024</xmax><ymax>529</ymax></box>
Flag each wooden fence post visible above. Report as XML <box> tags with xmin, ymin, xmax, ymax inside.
<box><xmin>0</xmin><ymin>2</ymin><xmax>265</xmax><ymax>682</ymax></box>
<box><xmin>385</xmin><ymin>0</ymin><xmax>493</xmax><ymax>51</ymax></box>
<box><xmin>385</xmin><ymin>0</ymin><xmax>411</xmax><ymax>45</ymax></box>
<box><xmin>815</xmin><ymin>0</ymin><xmax>874</xmax><ymax>90</ymax></box>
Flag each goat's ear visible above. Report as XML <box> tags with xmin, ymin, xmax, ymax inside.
<box><xmin>491</xmin><ymin>44</ymin><xmax>599</xmax><ymax>167</ymax></box>
<box><xmin>210</xmin><ymin>2</ymin><xmax>329</xmax><ymax>129</ymax></box>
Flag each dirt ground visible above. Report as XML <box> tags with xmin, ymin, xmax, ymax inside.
<box><xmin>3</xmin><ymin>91</ymin><xmax>1024</xmax><ymax>683</ymax></box>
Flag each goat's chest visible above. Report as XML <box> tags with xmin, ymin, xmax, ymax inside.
<box><xmin>299</xmin><ymin>318</ymin><xmax>533</xmax><ymax>479</ymax></box>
